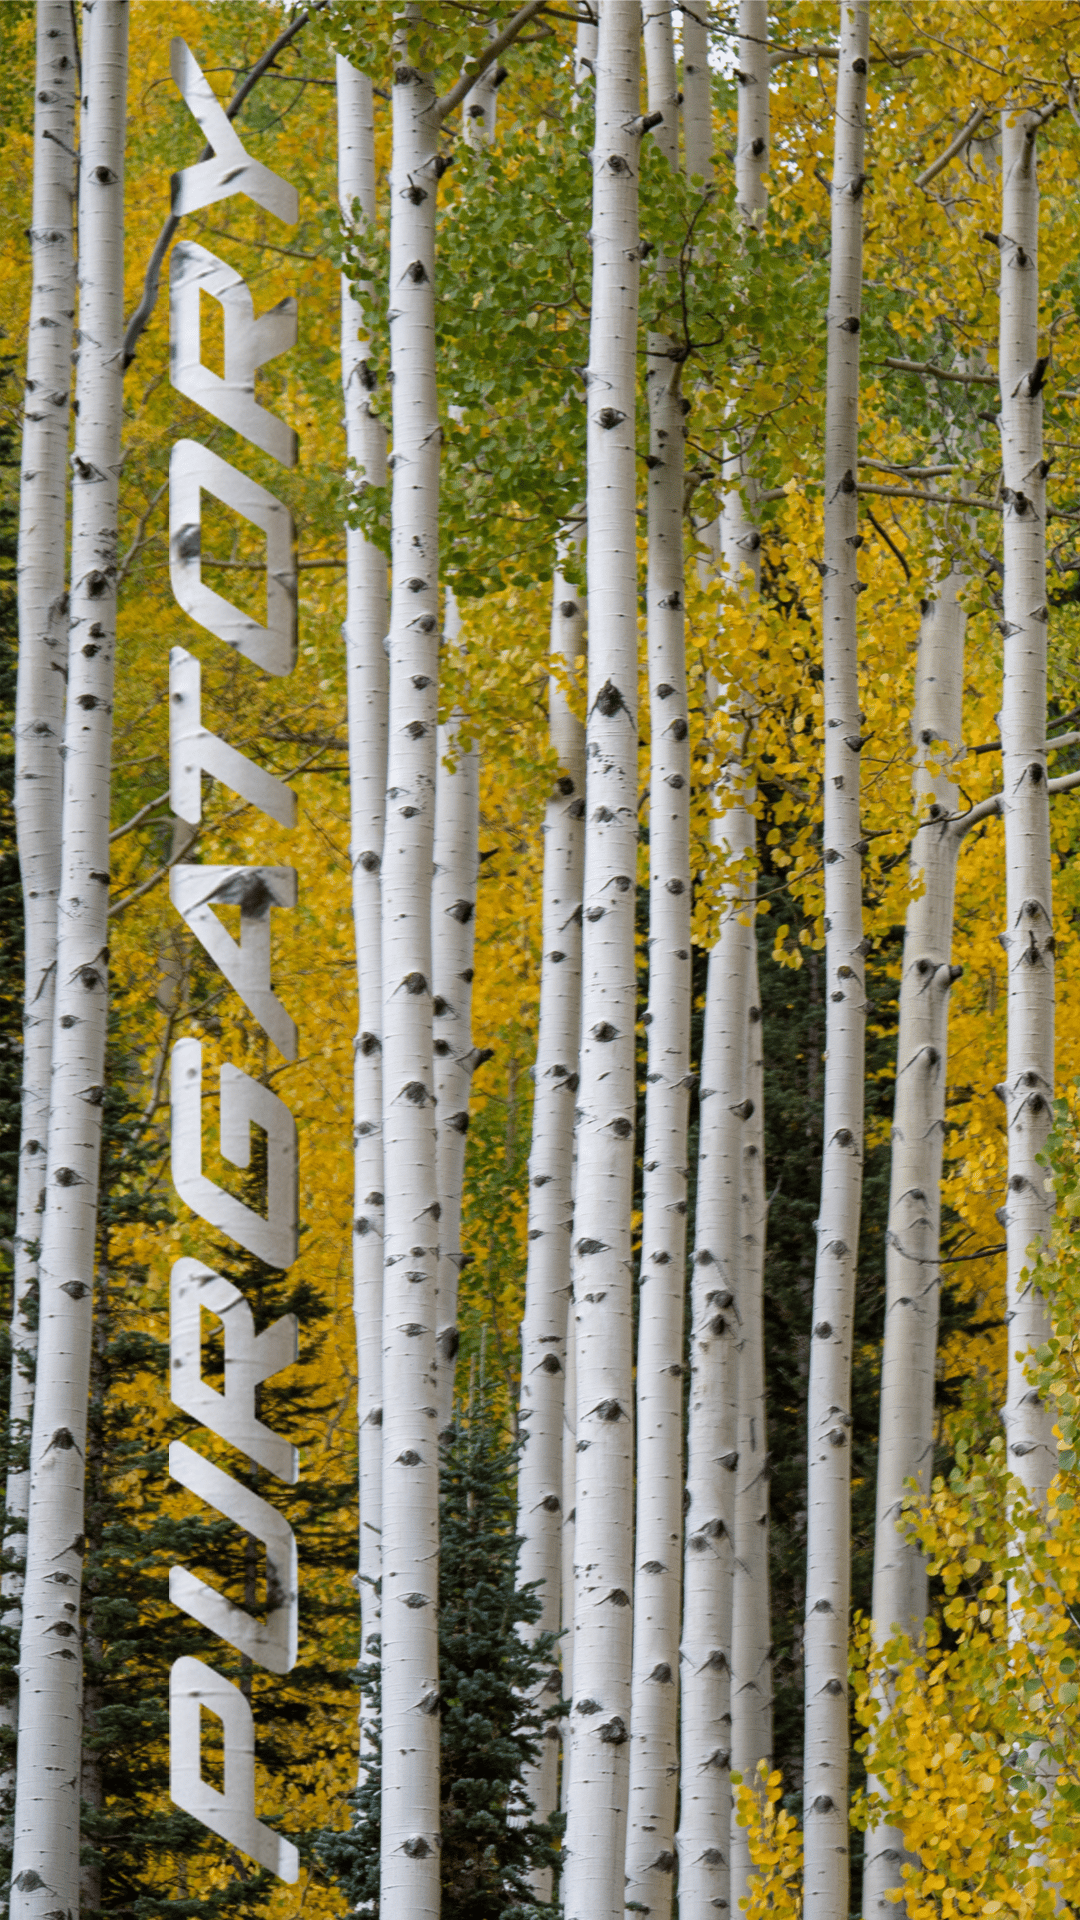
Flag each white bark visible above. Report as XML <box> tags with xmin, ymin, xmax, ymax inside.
<box><xmin>11</xmin><ymin>9</ymin><xmax>129</xmax><ymax>1918</ymax></box>
<box><xmin>8</xmin><ymin>0</ymin><xmax>76</xmax><ymax>1673</ymax></box>
<box><xmin>731</xmin><ymin>948</ymin><xmax>772</xmax><ymax>1807</ymax></box>
<box><xmin>678</xmin><ymin>774</ymin><xmax>747</xmax><ymax>1920</ymax></box>
<box><xmin>432</xmin><ymin>591</ymin><xmax>480</xmax><ymax>1430</ymax></box>
<box><xmin>431</xmin><ymin>59</ymin><xmax>498</xmax><ymax>1431</ymax></box>
<box><xmin>997</xmin><ymin>107</ymin><xmax>1056</xmax><ymax>1509</ymax></box>
<box><xmin>680</xmin><ymin>2</ymin><xmax>712</xmax><ymax>185</ymax></box>
<box><xmin>625</xmin><ymin>11</ymin><xmax>687</xmax><ymax>1915</ymax></box>
<box><xmin>517</xmin><ymin>554</ymin><xmax>586</xmax><ymax>1878</ymax></box>
<box><xmin>574</xmin><ymin>11</ymin><xmax>598</xmax><ymax>90</ymax></box>
<box><xmin>560</xmin><ymin>1251</ymin><xmax>577</xmax><ymax>1818</ymax></box>
<box><xmin>863</xmin><ymin>567</ymin><xmax>967</xmax><ymax>1916</ymax></box>
<box><xmin>379</xmin><ymin>45</ymin><xmax>441</xmax><ymax>1920</ymax></box>
<box><xmin>726</xmin><ymin>9</ymin><xmax>773</xmax><ymax>1905</ymax></box>
<box><xmin>802</xmin><ymin>10</ymin><xmax>868</xmax><ymax>1916</ymax></box>
<box><xmin>337</xmin><ymin>53</ymin><xmax>388</xmax><ymax>1778</ymax></box>
<box><xmin>563</xmin><ymin>10</ymin><xmax>641</xmax><ymax>1917</ymax></box>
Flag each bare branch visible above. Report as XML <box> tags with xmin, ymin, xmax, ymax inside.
<box><xmin>434</xmin><ymin>0</ymin><xmax>549</xmax><ymax>125</ymax></box>
<box><xmin>109</xmin><ymin>787</ymin><xmax>171</xmax><ymax>843</ymax></box>
<box><xmin>883</xmin><ymin>355</ymin><xmax>997</xmax><ymax>387</ymax></box>
<box><xmin>915</xmin><ymin>103</ymin><xmax>987</xmax><ymax>190</ymax></box>
<box><xmin>122</xmin><ymin>3</ymin><xmax>328</xmax><ymax>368</ymax></box>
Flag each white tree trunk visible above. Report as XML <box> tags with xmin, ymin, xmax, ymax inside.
<box><xmin>680</xmin><ymin>2</ymin><xmax>712</xmax><ymax>185</ymax></box>
<box><xmin>625</xmin><ymin>12</ymin><xmax>687</xmax><ymax>1916</ymax></box>
<box><xmin>432</xmin><ymin>590</ymin><xmax>480</xmax><ymax>1430</ymax></box>
<box><xmin>379</xmin><ymin>45</ymin><xmax>442</xmax><ymax>1920</ymax></box>
<box><xmin>997</xmin><ymin>106</ymin><xmax>1056</xmax><ymax>1510</ymax></box>
<box><xmin>731</xmin><ymin>942</ymin><xmax>772</xmax><ymax>1802</ymax></box>
<box><xmin>563</xmin><ymin>9</ymin><xmax>641</xmax><ymax>1917</ymax></box>
<box><xmin>516</xmin><ymin>551</ymin><xmax>586</xmax><ymax>1891</ymax></box>
<box><xmin>863</xmin><ymin>567</ymin><xmax>967</xmax><ymax>1916</ymax></box>
<box><xmin>678</xmin><ymin>766</ymin><xmax>748</xmax><ymax>1920</ymax></box>
<box><xmin>801</xmin><ymin>9</ymin><xmax>868</xmax><ymax>1917</ymax></box>
<box><xmin>7</xmin><ymin>0</ymin><xmax>76</xmax><ymax>1693</ymax></box>
<box><xmin>561</xmin><ymin>1224</ymin><xmax>578</xmax><ymax>1820</ymax></box>
<box><xmin>725</xmin><ymin>10</ymin><xmax>773</xmax><ymax>1908</ymax></box>
<box><xmin>11</xmin><ymin>8</ymin><xmax>128</xmax><ymax>1916</ymax></box>
<box><xmin>337</xmin><ymin>53</ymin><xmax>388</xmax><ymax>1779</ymax></box>
<box><xmin>430</xmin><ymin>57</ymin><xmax>502</xmax><ymax>1430</ymax></box>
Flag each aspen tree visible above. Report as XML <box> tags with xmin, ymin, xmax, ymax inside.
<box><xmin>337</xmin><ymin>52</ymin><xmax>388</xmax><ymax>1770</ymax></box>
<box><xmin>863</xmin><ymin>565</ymin><xmax>967</xmax><ymax>1917</ymax></box>
<box><xmin>378</xmin><ymin>11</ymin><xmax>545</xmax><ymax>1912</ymax></box>
<box><xmin>516</xmin><ymin>549</ymin><xmax>586</xmax><ymax>1890</ymax></box>
<box><xmin>997</xmin><ymin>104</ymin><xmax>1056</xmax><ymax>1511</ymax></box>
<box><xmin>11</xmin><ymin>7</ymin><xmax>129</xmax><ymax>1915</ymax></box>
<box><xmin>379</xmin><ymin>28</ymin><xmax>444</xmax><ymax>1912</ymax></box>
<box><xmin>681</xmin><ymin>2</ymin><xmax>712</xmax><ymax>185</ymax></box>
<box><xmin>431</xmin><ymin>596</ymin><xmax>480</xmax><ymax>1432</ymax></box>
<box><xmin>727</xmin><ymin>8</ymin><xmax>774</xmax><ymax>1907</ymax></box>
<box><xmin>431</xmin><ymin>75</ymin><xmax>494</xmax><ymax>1432</ymax></box>
<box><xmin>8</xmin><ymin>0</ymin><xmax>76</xmax><ymax>1672</ymax></box>
<box><xmin>801</xmin><ymin>9</ymin><xmax>869</xmax><ymax>1915</ymax></box>
<box><xmin>625</xmin><ymin>9</ymin><xmax>689</xmax><ymax>1916</ymax></box>
<box><xmin>564</xmin><ymin>8</ymin><xmax>642</xmax><ymax>1916</ymax></box>
<box><xmin>679</xmin><ymin>8</ymin><xmax>770</xmax><ymax>1912</ymax></box>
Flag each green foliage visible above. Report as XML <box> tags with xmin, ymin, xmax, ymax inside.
<box><xmin>319</xmin><ymin>1371</ymin><xmax>563</xmax><ymax>1918</ymax></box>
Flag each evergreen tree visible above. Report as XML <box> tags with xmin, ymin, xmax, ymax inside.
<box><xmin>321</xmin><ymin>1362</ymin><xmax>563</xmax><ymax>1918</ymax></box>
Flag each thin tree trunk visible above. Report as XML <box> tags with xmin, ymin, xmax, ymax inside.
<box><xmin>863</xmin><ymin>566</ymin><xmax>967</xmax><ymax>1916</ymax></box>
<box><xmin>732</xmin><ymin>946</ymin><xmax>771</xmax><ymax>1804</ymax></box>
<box><xmin>432</xmin><ymin>592</ymin><xmax>480</xmax><ymax>1430</ymax></box>
<box><xmin>801</xmin><ymin>9</ymin><xmax>869</xmax><ymax>1916</ymax></box>
<box><xmin>11</xmin><ymin>9</ymin><xmax>129</xmax><ymax>1918</ymax></box>
<box><xmin>6</xmin><ymin>0</ymin><xmax>77</xmax><ymax>1760</ymax></box>
<box><xmin>727</xmin><ymin>6</ymin><xmax>773</xmax><ymax>1904</ymax></box>
<box><xmin>336</xmin><ymin>53</ymin><xmax>388</xmax><ymax>1784</ymax></box>
<box><xmin>379</xmin><ymin>38</ymin><xmax>442</xmax><ymax>1920</ymax></box>
<box><xmin>563</xmin><ymin>9</ymin><xmax>641</xmax><ymax>1916</ymax></box>
<box><xmin>517</xmin><ymin>549</ymin><xmax>586</xmax><ymax>1895</ymax></box>
<box><xmin>997</xmin><ymin>105</ymin><xmax>1056</xmax><ymax>1509</ymax></box>
<box><xmin>431</xmin><ymin>62</ymin><xmax>500</xmax><ymax>1430</ymax></box>
<box><xmin>678</xmin><ymin>767</ymin><xmax>746</xmax><ymax>1920</ymax></box>
<box><xmin>626</xmin><ymin>11</ymin><xmax>688</xmax><ymax>1916</ymax></box>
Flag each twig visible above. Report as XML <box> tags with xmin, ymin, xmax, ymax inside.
<box><xmin>122</xmin><ymin>3</ymin><xmax>328</xmax><ymax>368</ymax></box>
<box><xmin>109</xmin><ymin>787</ymin><xmax>171</xmax><ymax>843</ymax></box>
<box><xmin>864</xmin><ymin>506</ymin><xmax>910</xmax><ymax>579</ymax></box>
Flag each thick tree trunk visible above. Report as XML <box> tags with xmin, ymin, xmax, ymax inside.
<box><xmin>379</xmin><ymin>45</ymin><xmax>442</xmax><ymax>1920</ymax></box>
<box><xmin>997</xmin><ymin>106</ymin><xmax>1056</xmax><ymax>1510</ymax></box>
<box><xmin>7</xmin><ymin>0</ymin><xmax>77</xmax><ymax>1726</ymax></box>
<box><xmin>801</xmin><ymin>9</ymin><xmax>869</xmax><ymax>1917</ymax></box>
<box><xmin>863</xmin><ymin>566</ymin><xmax>967</xmax><ymax>1916</ymax></box>
<box><xmin>516</xmin><ymin>551</ymin><xmax>586</xmax><ymax>1892</ymax></box>
<box><xmin>626</xmin><ymin>12</ymin><xmax>687</xmax><ymax>1917</ymax></box>
<box><xmin>11</xmin><ymin>9</ymin><xmax>129</xmax><ymax>1918</ymax></box>
<box><xmin>336</xmin><ymin>53</ymin><xmax>388</xmax><ymax>1781</ymax></box>
<box><xmin>563</xmin><ymin>10</ymin><xmax>641</xmax><ymax>1917</ymax></box>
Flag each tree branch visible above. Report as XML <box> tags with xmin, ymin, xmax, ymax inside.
<box><xmin>434</xmin><ymin>0</ymin><xmax>549</xmax><ymax>125</ymax></box>
<box><xmin>883</xmin><ymin>355</ymin><xmax>997</xmax><ymax>387</ymax></box>
<box><xmin>947</xmin><ymin>767</ymin><xmax>1080</xmax><ymax>844</ymax></box>
<box><xmin>122</xmin><ymin>3</ymin><xmax>328</xmax><ymax>369</ymax></box>
<box><xmin>915</xmin><ymin>103</ymin><xmax>987</xmax><ymax>190</ymax></box>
